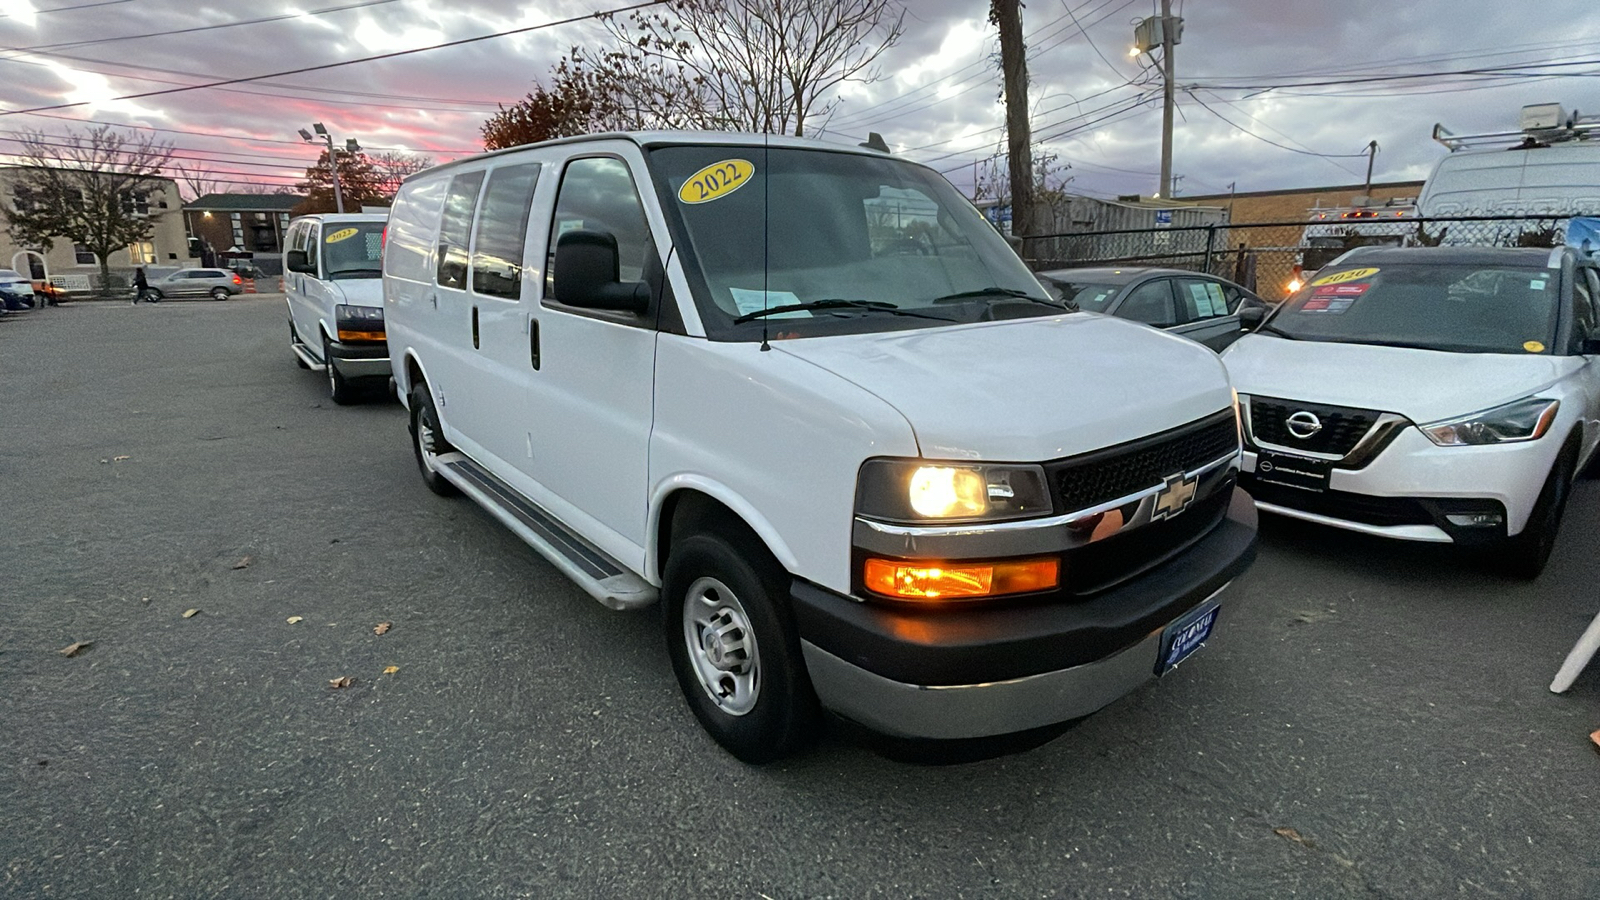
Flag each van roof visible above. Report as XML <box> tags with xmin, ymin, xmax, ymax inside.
<box><xmin>415</xmin><ymin>130</ymin><xmax>893</xmax><ymax>181</ymax></box>
<box><xmin>289</xmin><ymin>212</ymin><xmax>389</xmax><ymax>223</ymax></box>
<box><xmin>1329</xmin><ymin>246</ymin><xmax>1562</xmax><ymax>269</ymax></box>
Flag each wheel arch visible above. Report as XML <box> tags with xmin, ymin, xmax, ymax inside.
<box><xmin>650</xmin><ymin>480</ymin><xmax>798</xmax><ymax>587</ymax></box>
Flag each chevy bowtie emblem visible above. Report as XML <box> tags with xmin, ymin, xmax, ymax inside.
<box><xmin>1153</xmin><ymin>473</ymin><xmax>1198</xmax><ymax>520</ymax></box>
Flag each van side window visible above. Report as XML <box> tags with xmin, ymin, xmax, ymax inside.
<box><xmin>437</xmin><ymin>171</ymin><xmax>485</xmax><ymax>290</ymax></box>
<box><xmin>471</xmin><ymin>163</ymin><xmax>541</xmax><ymax>299</ymax></box>
<box><xmin>546</xmin><ymin>157</ymin><xmax>652</xmax><ymax>298</ymax></box>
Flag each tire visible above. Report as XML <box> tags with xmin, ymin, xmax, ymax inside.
<box><xmin>408</xmin><ymin>382</ymin><xmax>459</xmax><ymax>497</ymax></box>
<box><xmin>211</xmin><ymin>287</ymin><xmax>229</xmax><ymax>300</ymax></box>
<box><xmin>663</xmin><ymin>529</ymin><xmax>819</xmax><ymax>763</ymax></box>
<box><xmin>291</xmin><ymin>323</ymin><xmax>309</xmax><ymax>369</ymax></box>
<box><xmin>324</xmin><ymin>337</ymin><xmax>357</xmax><ymax>405</ymax></box>
<box><xmin>1497</xmin><ymin>453</ymin><xmax>1574</xmax><ymax>579</ymax></box>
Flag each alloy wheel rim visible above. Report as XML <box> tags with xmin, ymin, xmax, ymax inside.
<box><xmin>416</xmin><ymin>410</ymin><xmax>440</xmax><ymax>473</ymax></box>
<box><xmin>682</xmin><ymin>576</ymin><xmax>760</xmax><ymax>716</ymax></box>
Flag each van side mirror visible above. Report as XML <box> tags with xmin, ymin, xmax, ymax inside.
<box><xmin>552</xmin><ymin>230</ymin><xmax>649</xmax><ymax>314</ymax></box>
<box><xmin>1582</xmin><ymin>336</ymin><xmax>1600</xmax><ymax>356</ymax></box>
<box><xmin>1238</xmin><ymin>304</ymin><xmax>1267</xmax><ymax>328</ymax></box>
<box><xmin>285</xmin><ymin>249</ymin><xmax>312</xmax><ymax>274</ymax></box>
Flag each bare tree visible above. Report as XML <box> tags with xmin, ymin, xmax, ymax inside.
<box><xmin>172</xmin><ymin>163</ymin><xmax>225</xmax><ymax>201</ymax></box>
<box><xmin>1</xmin><ymin>126</ymin><xmax>175</xmax><ymax>292</ymax></box>
<box><xmin>367</xmin><ymin>151</ymin><xmax>433</xmax><ymax>199</ymax></box>
<box><xmin>564</xmin><ymin>0</ymin><xmax>904</xmax><ymax>136</ymax></box>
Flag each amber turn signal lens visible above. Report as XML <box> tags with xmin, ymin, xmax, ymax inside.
<box><xmin>863</xmin><ymin>557</ymin><xmax>1059</xmax><ymax>600</ymax></box>
<box><xmin>336</xmin><ymin>329</ymin><xmax>386</xmax><ymax>342</ymax></box>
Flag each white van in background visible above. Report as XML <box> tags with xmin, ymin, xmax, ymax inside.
<box><xmin>1423</xmin><ymin>103</ymin><xmax>1600</xmax><ymax>218</ymax></box>
<box><xmin>283</xmin><ymin>212</ymin><xmax>390</xmax><ymax>404</ymax></box>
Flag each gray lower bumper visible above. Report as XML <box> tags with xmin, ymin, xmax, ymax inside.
<box><xmin>330</xmin><ymin>356</ymin><xmax>392</xmax><ymax>379</ymax></box>
<box><xmin>801</xmin><ymin>586</ymin><xmax>1225</xmax><ymax>740</ymax></box>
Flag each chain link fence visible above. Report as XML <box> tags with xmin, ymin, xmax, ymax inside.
<box><xmin>1019</xmin><ymin>214</ymin><xmax>1594</xmax><ymax>298</ymax></box>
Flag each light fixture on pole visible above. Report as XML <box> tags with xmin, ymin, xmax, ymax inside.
<box><xmin>299</xmin><ymin>122</ymin><xmax>356</xmax><ymax>214</ymax></box>
<box><xmin>1130</xmin><ymin>3</ymin><xmax>1184</xmax><ymax>201</ymax></box>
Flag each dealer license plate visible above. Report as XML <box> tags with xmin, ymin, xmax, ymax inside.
<box><xmin>1255</xmin><ymin>451</ymin><xmax>1332</xmax><ymax>492</ymax></box>
<box><xmin>1156</xmin><ymin>601</ymin><xmax>1219</xmax><ymax>675</ymax></box>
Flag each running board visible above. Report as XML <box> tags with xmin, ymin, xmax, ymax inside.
<box><xmin>290</xmin><ymin>341</ymin><xmax>326</xmax><ymax>372</ymax></box>
<box><xmin>433</xmin><ymin>453</ymin><xmax>658</xmax><ymax>610</ymax></box>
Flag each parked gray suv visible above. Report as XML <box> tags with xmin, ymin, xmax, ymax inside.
<box><xmin>141</xmin><ymin>268</ymin><xmax>244</xmax><ymax>301</ymax></box>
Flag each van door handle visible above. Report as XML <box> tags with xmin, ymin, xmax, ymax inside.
<box><xmin>471</xmin><ymin>306</ymin><xmax>480</xmax><ymax>350</ymax></box>
<box><xmin>529</xmin><ymin>318</ymin><xmax>540</xmax><ymax>370</ymax></box>
<box><xmin>429</xmin><ymin>292</ymin><xmax>437</xmax><ymax>309</ymax></box>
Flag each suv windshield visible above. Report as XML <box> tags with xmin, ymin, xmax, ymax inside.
<box><xmin>647</xmin><ymin>145</ymin><xmax>1057</xmax><ymax>339</ymax></box>
<box><xmin>1262</xmin><ymin>262</ymin><xmax>1560</xmax><ymax>354</ymax></box>
<box><xmin>321</xmin><ymin>222</ymin><xmax>385</xmax><ymax>280</ymax></box>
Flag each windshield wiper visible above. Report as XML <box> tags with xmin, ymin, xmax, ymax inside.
<box><xmin>733</xmin><ymin>299</ymin><xmax>955</xmax><ymax>324</ymax></box>
<box><xmin>931</xmin><ymin>286</ymin><xmax>1067</xmax><ymax>309</ymax></box>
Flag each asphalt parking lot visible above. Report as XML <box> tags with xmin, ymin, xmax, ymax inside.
<box><xmin>3</xmin><ymin>296</ymin><xmax>1598</xmax><ymax>898</ymax></box>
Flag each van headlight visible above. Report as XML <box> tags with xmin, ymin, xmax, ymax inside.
<box><xmin>1419</xmin><ymin>398</ymin><xmax>1559</xmax><ymax>446</ymax></box>
<box><xmin>335</xmin><ymin>304</ymin><xmax>386</xmax><ymax>342</ymax></box>
<box><xmin>855</xmin><ymin>459</ymin><xmax>1053</xmax><ymax>523</ymax></box>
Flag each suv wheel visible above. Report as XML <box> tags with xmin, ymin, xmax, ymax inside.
<box><xmin>408</xmin><ymin>383</ymin><xmax>459</xmax><ymax>497</ymax></box>
<box><xmin>210</xmin><ymin>287</ymin><xmax>229</xmax><ymax>300</ymax></box>
<box><xmin>324</xmin><ymin>337</ymin><xmax>357</xmax><ymax>405</ymax></box>
<box><xmin>1497</xmin><ymin>454</ymin><xmax>1573</xmax><ymax>579</ymax></box>
<box><xmin>664</xmin><ymin>529</ymin><xmax>818</xmax><ymax>762</ymax></box>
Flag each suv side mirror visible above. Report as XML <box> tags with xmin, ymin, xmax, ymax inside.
<box><xmin>285</xmin><ymin>249</ymin><xmax>312</xmax><ymax>274</ymax></box>
<box><xmin>552</xmin><ymin>230</ymin><xmax>649</xmax><ymax>314</ymax></box>
<box><xmin>1238</xmin><ymin>304</ymin><xmax>1267</xmax><ymax>328</ymax></box>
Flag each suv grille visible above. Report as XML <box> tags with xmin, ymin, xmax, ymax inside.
<box><xmin>1249</xmin><ymin>397</ymin><xmax>1378</xmax><ymax>457</ymax></box>
<box><xmin>1046</xmin><ymin>410</ymin><xmax>1239</xmax><ymax>512</ymax></box>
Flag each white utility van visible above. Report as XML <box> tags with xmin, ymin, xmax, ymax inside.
<box><xmin>284</xmin><ymin>212</ymin><xmax>390</xmax><ymax>403</ymax></box>
<box><xmin>383</xmin><ymin>132</ymin><xmax>1258</xmax><ymax>761</ymax></box>
<box><xmin>1423</xmin><ymin>103</ymin><xmax>1600</xmax><ymax>218</ymax></box>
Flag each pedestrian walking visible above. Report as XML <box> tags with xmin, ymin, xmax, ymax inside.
<box><xmin>132</xmin><ymin>267</ymin><xmax>149</xmax><ymax>305</ymax></box>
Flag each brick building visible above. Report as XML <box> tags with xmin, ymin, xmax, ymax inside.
<box><xmin>1180</xmin><ymin>180</ymin><xmax>1424</xmax><ymax>224</ymax></box>
<box><xmin>0</xmin><ymin>166</ymin><xmax>186</xmax><ymax>289</ymax></box>
<box><xmin>183</xmin><ymin>193</ymin><xmax>303</xmax><ymax>272</ymax></box>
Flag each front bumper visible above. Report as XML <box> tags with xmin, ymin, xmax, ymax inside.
<box><xmin>1241</xmin><ymin>426</ymin><xmax>1558</xmax><ymax>541</ymax></box>
<box><xmin>792</xmin><ymin>487</ymin><xmax>1257</xmax><ymax>740</ymax></box>
<box><xmin>326</xmin><ymin>338</ymin><xmax>391</xmax><ymax>379</ymax></box>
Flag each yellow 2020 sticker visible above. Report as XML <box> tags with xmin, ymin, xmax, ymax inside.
<box><xmin>325</xmin><ymin>227</ymin><xmax>359</xmax><ymax>243</ymax></box>
<box><xmin>1310</xmin><ymin>267</ymin><xmax>1379</xmax><ymax>286</ymax></box>
<box><xmin>678</xmin><ymin>159</ymin><xmax>754</xmax><ymax>205</ymax></box>
<box><xmin>1524</xmin><ymin>340</ymin><xmax>1546</xmax><ymax>353</ymax></box>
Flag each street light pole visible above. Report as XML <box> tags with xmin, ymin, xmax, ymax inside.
<box><xmin>1158</xmin><ymin>0</ymin><xmax>1175</xmax><ymax>201</ymax></box>
<box><xmin>300</xmin><ymin>124</ymin><xmax>358</xmax><ymax>214</ymax></box>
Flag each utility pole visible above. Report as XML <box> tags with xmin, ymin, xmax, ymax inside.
<box><xmin>1362</xmin><ymin>140</ymin><xmax>1379</xmax><ymax>198</ymax></box>
<box><xmin>992</xmin><ymin>0</ymin><xmax>1035</xmax><ymax>244</ymax></box>
<box><xmin>1159</xmin><ymin>0</ymin><xmax>1175</xmax><ymax>200</ymax></box>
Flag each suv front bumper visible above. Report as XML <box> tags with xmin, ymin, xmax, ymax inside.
<box><xmin>791</xmin><ymin>487</ymin><xmax>1257</xmax><ymax>740</ymax></box>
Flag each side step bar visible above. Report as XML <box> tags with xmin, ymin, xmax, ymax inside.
<box><xmin>290</xmin><ymin>340</ymin><xmax>326</xmax><ymax>372</ymax></box>
<box><xmin>433</xmin><ymin>452</ymin><xmax>658</xmax><ymax>610</ymax></box>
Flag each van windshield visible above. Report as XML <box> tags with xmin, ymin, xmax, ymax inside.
<box><xmin>321</xmin><ymin>222</ymin><xmax>385</xmax><ymax>280</ymax></box>
<box><xmin>647</xmin><ymin>145</ymin><xmax>1058</xmax><ymax>339</ymax></box>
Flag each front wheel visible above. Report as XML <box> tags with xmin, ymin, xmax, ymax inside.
<box><xmin>408</xmin><ymin>383</ymin><xmax>458</xmax><ymax>497</ymax></box>
<box><xmin>210</xmin><ymin>287</ymin><xmax>229</xmax><ymax>300</ymax></box>
<box><xmin>1496</xmin><ymin>455</ymin><xmax>1573</xmax><ymax>579</ymax></box>
<box><xmin>324</xmin><ymin>337</ymin><xmax>357</xmax><ymax>405</ymax></box>
<box><xmin>663</xmin><ymin>530</ymin><xmax>818</xmax><ymax>763</ymax></box>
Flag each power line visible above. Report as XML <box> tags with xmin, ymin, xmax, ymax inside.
<box><xmin>0</xmin><ymin>0</ymin><xmax>130</xmax><ymax>17</ymax></box>
<box><xmin>1059</xmin><ymin>0</ymin><xmax>1127</xmax><ymax>83</ymax></box>
<box><xmin>0</xmin><ymin>0</ymin><xmax>669</xmax><ymax>118</ymax></box>
<box><xmin>0</xmin><ymin>0</ymin><xmax>401</xmax><ymax>55</ymax></box>
<box><xmin>8</xmin><ymin>110</ymin><xmax>480</xmax><ymax>154</ymax></box>
<box><xmin>1184</xmin><ymin>91</ymin><xmax>1371</xmax><ymax>163</ymax></box>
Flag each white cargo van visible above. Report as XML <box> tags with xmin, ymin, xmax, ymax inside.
<box><xmin>284</xmin><ymin>212</ymin><xmax>390</xmax><ymax>403</ymax></box>
<box><xmin>1422</xmin><ymin>103</ymin><xmax>1600</xmax><ymax>218</ymax></box>
<box><xmin>383</xmin><ymin>132</ymin><xmax>1257</xmax><ymax>761</ymax></box>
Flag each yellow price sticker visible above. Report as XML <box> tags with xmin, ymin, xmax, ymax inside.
<box><xmin>678</xmin><ymin>159</ymin><xmax>754</xmax><ymax>205</ymax></box>
<box><xmin>1310</xmin><ymin>267</ymin><xmax>1379</xmax><ymax>286</ymax></box>
<box><xmin>1524</xmin><ymin>340</ymin><xmax>1545</xmax><ymax>353</ymax></box>
<box><xmin>325</xmin><ymin>227</ymin><xmax>359</xmax><ymax>243</ymax></box>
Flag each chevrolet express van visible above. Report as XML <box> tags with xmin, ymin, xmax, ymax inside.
<box><xmin>284</xmin><ymin>212</ymin><xmax>390</xmax><ymax>403</ymax></box>
<box><xmin>383</xmin><ymin>132</ymin><xmax>1257</xmax><ymax>761</ymax></box>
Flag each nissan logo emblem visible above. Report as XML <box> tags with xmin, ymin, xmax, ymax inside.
<box><xmin>1286</xmin><ymin>410</ymin><xmax>1323</xmax><ymax>440</ymax></box>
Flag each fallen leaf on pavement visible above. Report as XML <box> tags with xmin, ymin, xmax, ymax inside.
<box><xmin>383</xmin><ymin>666</ymin><xmax>399</xmax><ymax>675</ymax></box>
<box><xmin>182</xmin><ymin>608</ymin><xmax>200</xmax><ymax>618</ymax></box>
<box><xmin>112</xmin><ymin>455</ymin><xmax>130</xmax><ymax>462</ymax></box>
<box><xmin>328</xmin><ymin>676</ymin><xmax>353</xmax><ymax>689</ymax></box>
<box><xmin>373</xmin><ymin>622</ymin><xmax>391</xmax><ymax>635</ymax></box>
<box><xmin>232</xmin><ymin>556</ymin><xmax>252</xmax><ymax>569</ymax></box>
<box><xmin>286</xmin><ymin>616</ymin><xmax>303</xmax><ymax>624</ymax></box>
<box><xmin>1591</xmin><ymin>729</ymin><xmax>1600</xmax><ymax>754</ymax></box>
<box><xmin>58</xmin><ymin>640</ymin><xmax>92</xmax><ymax>657</ymax></box>
<box><xmin>1273</xmin><ymin>827</ymin><xmax>1313</xmax><ymax>847</ymax></box>
<box><xmin>99</xmin><ymin>459</ymin><xmax>109</xmax><ymax>464</ymax></box>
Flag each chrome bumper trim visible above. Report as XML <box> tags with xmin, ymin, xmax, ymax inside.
<box><xmin>1254</xmin><ymin>500</ymin><xmax>1453</xmax><ymax>543</ymax></box>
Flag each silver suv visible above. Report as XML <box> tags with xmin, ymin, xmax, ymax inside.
<box><xmin>141</xmin><ymin>268</ymin><xmax>244</xmax><ymax>301</ymax></box>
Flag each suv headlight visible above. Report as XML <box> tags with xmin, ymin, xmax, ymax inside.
<box><xmin>855</xmin><ymin>459</ymin><xmax>1053</xmax><ymax>524</ymax></box>
<box><xmin>1419</xmin><ymin>397</ymin><xmax>1559</xmax><ymax>446</ymax></box>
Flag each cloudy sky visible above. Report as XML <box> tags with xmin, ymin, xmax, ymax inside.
<box><xmin>0</xmin><ymin>0</ymin><xmax>1595</xmax><ymax>203</ymax></box>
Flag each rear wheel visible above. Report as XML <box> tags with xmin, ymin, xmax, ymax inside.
<box><xmin>664</xmin><ymin>529</ymin><xmax>818</xmax><ymax>763</ymax></box>
<box><xmin>1497</xmin><ymin>454</ymin><xmax>1574</xmax><ymax>579</ymax></box>
<box><xmin>324</xmin><ymin>337</ymin><xmax>357</xmax><ymax>405</ymax></box>
<box><xmin>408</xmin><ymin>382</ymin><xmax>458</xmax><ymax>497</ymax></box>
<box><xmin>210</xmin><ymin>287</ymin><xmax>229</xmax><ymax>300</ymax></box>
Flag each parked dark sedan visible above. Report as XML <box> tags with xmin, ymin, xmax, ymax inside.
<box><xmin>1037</xmin><ymin>266</ymin><xmax>1271</xmax><ymax>351</ymax></box>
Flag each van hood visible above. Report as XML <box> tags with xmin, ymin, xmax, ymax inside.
<box><xmin>775</xmin><ymin>314</ymin><xmax>1234</xmax><ymax>461</ymax></box>
<box><xmin>1222</xmin><ymin>333</ymin><xmax>1579</xmax><ymax>423</ymax></box>
<box><xmin>330</xmin><ymin>278</ymin><xmax>383</xmax><ymax>306</ymax></box>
